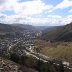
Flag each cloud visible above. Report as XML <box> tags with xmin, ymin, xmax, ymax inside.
<box><xmin>0</xmin><ymin>13</ymin><xmax>7</xmax><ymax>23</ymax></box>
<box><xmin>0</xmin><ymin>0</ymin><xmax>6</xmax><ymax>4</ymax></box>
<box><xmin>0</xmin><ymin>0</ymin><xmax>17</xmax><ymax>11</ymax></box>
<box><xmin>55</xmin><ymin>0</ymin><xmax>72</xmax><ymax>9</ymax></box>
<box><xmin>0</xmin><ymin>11</ymin><xmax>72</xmax><ymax>26</ymax></box>
<box><xmin>14</xmin><ymin>0</ymin><xmax>53</xmax><ymax>15</ymax></box>
<box><xmin>69</xmin><ymin>9</ymin><xmax>72</xmax><ymax>12</ymax></box>
<box><xmin>47</xmin><ymin>0</ymin><xmax>72</xmax><ymax>16</ymax></box>
<box><xmin>0</xmin><ymin>0</ymin><xmax>72</xmax><ymax>26</ymax></box>
<box><xmin>0</xmin><ymin>0</ymin><xmax>54</xmax><ymax>25</ymax></box>
<box><xmin>66</xmin><ymin>15</ymin><xmax>72</xmax><ymax>23</ymax></box>
<box><xmin>0</xmin><ymin>0</ymin><xmax>53</xmax><ymax>15</ymax></box>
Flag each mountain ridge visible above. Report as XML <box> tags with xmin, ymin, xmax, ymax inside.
<box><xmin>41</xmin><ymin>22</ymin><xmax>72</xmax><ymax>42</ymax></box>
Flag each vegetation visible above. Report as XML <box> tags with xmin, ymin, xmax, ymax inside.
<box><xmin>35</xmin><ymin>40</ymin><xmax>72</xmax><ymax>63</ymax></box>
<box><xmin>0</xmin><ymin>23</ymin><xmax>72</xmax><ymax>72</ymax></box>
<box><xmin>8</xmin><ymin>52</ymin><xmax>72</xmax><ymax>72</ymax></box>
<box><xmin>0</xmin><ymin>57</ymin><xmax>38</xmax><ymax>72</ymax></box>
<box><xmin>41</xmin><ymin>22</ymin><xmax>72</xmax><ymax>42</ymax></box>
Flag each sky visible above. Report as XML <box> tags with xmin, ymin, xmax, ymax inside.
<box><xmin>0</xmin><ymin>0</ymin><xmax>72</xmax><ymax>26</ymax></box>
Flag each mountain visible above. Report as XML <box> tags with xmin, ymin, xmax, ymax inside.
<box><xmin>11</xmin><ymin>24</ymin><xmax>50</xmax><ymax>31</ymax></box>
<box><xmin>41</xmin><ymin>22</ymin><xmax>72</xmax><ymax>42</ymax></box>
<box><xmin>11</xmin><ymin>24</ymin><xmax>35</xmax><ymax>30</ymax></box>
<box><xmin>0</xmin><ymin>23</ymin><xmax>14</xmax><ymax>33</ymax></box>
<box><xmin>0</xmin><ymin>23</ymin><xmax>51</xmax><ymax>33</ymax></box>
<box><xmin>0</xmin><ymin>23</ymin><xmax>32</xmax><ymax>38</ymax></box>
<box><xmin>34</xmin><ymin>26</ymin><xmax>50</xmax><ymax>30</ymax></box>
<box><xmin>0</xmin><ymin>23</ymin><xmax>27</xmax><ymax>33</ymax></box>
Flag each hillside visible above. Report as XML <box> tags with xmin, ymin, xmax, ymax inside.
<box><xmin>0</xmin><ymin>23</ymin><xmax>14</xmax><ymax>33</ymax></box>
<box><xmin>11</xmin><ymin>24</ymin><xmax>35</xmax><ymax>30</ymax></box>
<box><xmin>11</xmin><ymin>24</ymin><xmax>49</xmax><ymax>31</ymax></box>
<box><xmin>34</xmin><ymin>26</ymin><xmax>50</xmax><ymax>30</ymax></box>
<box><xmin>0</xmin><ymin>57</ymin><xmax>37</xmax><ymax>72</ymax></box>
<box><xmin>0</xmin><ymin>23</ymin><xmax>32</xmax><ymax>38</ymax></box>
<box><xmin>0</xmin><ymin>23</ymin><xmax>27</xmax><ymax>33</ymax></box>
<box><xmin>35</xmin><ymin>40</ymin><xmax>72</xmax><ymax>63</ymax></box>
<box><xmin>41</xmin><ymin>22</ymin><xmax>72</xmax><ymax>42</ymax></box>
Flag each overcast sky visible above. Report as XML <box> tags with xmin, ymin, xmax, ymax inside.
<box><xmin>0</xmin><ymin>0</ymin><xmax>72</xmax><ymax>26</ymax></box>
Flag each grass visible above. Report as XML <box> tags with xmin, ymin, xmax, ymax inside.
<box><xmin>35</xmin><ymin>40</ymin><xmax>72</xmax><ymax>63</ymax></box>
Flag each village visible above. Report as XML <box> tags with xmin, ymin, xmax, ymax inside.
<box><xmin>0</xmin><ymin>29</ymin><xmax>72</xmax><ymax>72</ymax></box>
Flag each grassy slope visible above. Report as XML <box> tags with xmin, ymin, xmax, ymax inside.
<box><xmin>35</xmin><ymin>40</ymin><xmax>72</xmax><ymax>63</ymax></box>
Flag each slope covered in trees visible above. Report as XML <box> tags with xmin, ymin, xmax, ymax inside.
<box><xmin>41</xmin><ymin>22</ymin><xmax>72</xmax><ymax>42</ymax></box>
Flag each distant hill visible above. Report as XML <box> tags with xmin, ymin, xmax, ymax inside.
<box><xmin>0</xmin><ymin>23</ymin><xmax>27</xmax><ymax>32</ymax></box>
<box><xmin>11</xmin><ymin>24</ymin><xmax>50</xmax><ymax>31</ymax></box>
<box><xmin>0</xmin><ymin>23</ymin><xmax>51</xmax><ymax>33</ymax></box>
<box><xmin>11</xmin><ymin>24</ymin><xmax>35</xmax><ymax>30</ymax></box>
<box><xmin>34</xmin><ymin>26</ymin><xmax>50</xmax><ymax>30</ymax></box>
<box><xmin>0</xmin><ymin>23</ymin><xmax>14</xmax><ymax>33</ymax></box>
<box><xmin>0</xmin><ymin>23</ymin><xmax>30</xmax><ymax>38</ymax></box>
<box><xmin>41</xmin><ymin>22</ymin><xmax>72</xmax><ymax>42</ymax></box>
